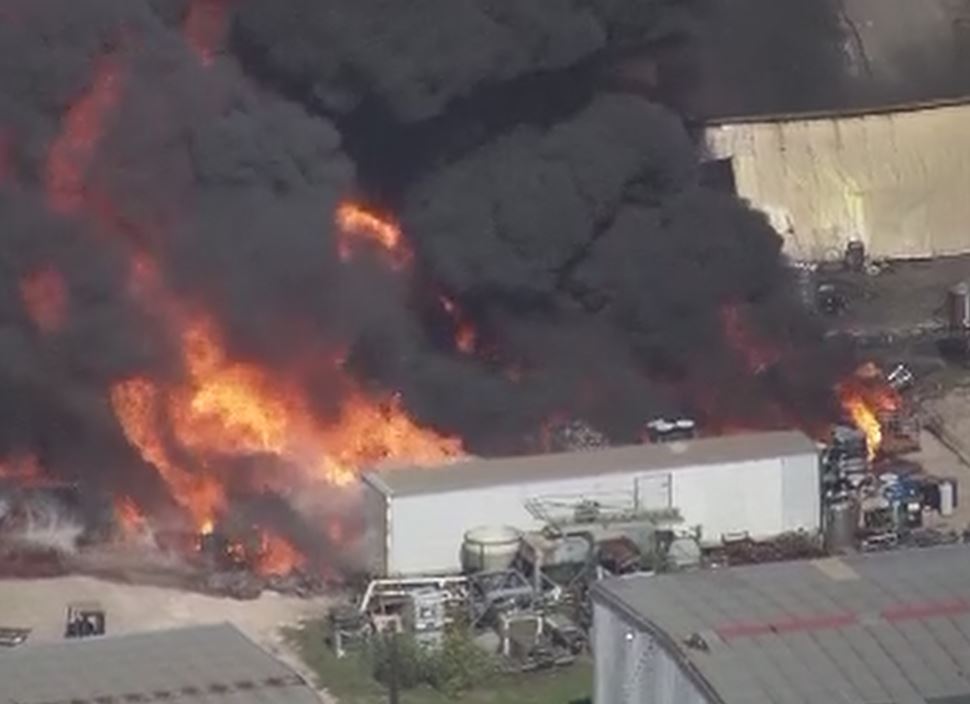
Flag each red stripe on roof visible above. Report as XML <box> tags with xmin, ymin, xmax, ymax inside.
<box><xmin>881</xmin><ymin>599</ymin><xmax>970</xmax><ymax>622</ymax></box>
<box><xmin>716</xmin><ymin>612</ymin><xmax>857</xmax><ymax>640</ymax></box>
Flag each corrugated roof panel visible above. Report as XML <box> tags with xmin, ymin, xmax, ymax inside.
<box><xmin>365</xmin><ymin>430</ymin><xmax>817</xmax><ymax>496</ymax></box>
<box><xmin>755</xmin><ymin>635</ymin><xmax>824</xmax><ymax>700</ymax></box>
<box><xmin>0</xmin><ymin>623</ymin><xmax>321</xmax><ymax>704</ymax></box>
<box><xmin>594</xmin><ymin>545</ymin><xmax>970</xmax><ymax>704</ymax></box>
<box><xmin>810</xmin><ymin>630</ymin><xmax>890</xmax><ymax>702</ymax></box>
<box><xmin>728</xmin><ymin>641</ymin><xmax>794</xmax><ymax>704</ymax></box>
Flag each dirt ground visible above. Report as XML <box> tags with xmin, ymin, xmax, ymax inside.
<box><xmin>0</xmin><ymin>575</ymin><xmax>336</xmax><ymax>701</ymax></box>
<box><xmin>916</xmin><ymin>386</ymin><xmax>970</xmax><ymax>530</ymax></box>
<box><xmin>822</xmin><ymin>254</ymin><xmax>970</xmax><ymax>337</ymax></box>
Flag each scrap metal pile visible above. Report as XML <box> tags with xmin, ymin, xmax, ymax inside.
<box><xmin>824</xmin><ymin>360</ymin><xmax>962</xmax><ymax>555</ymax></box>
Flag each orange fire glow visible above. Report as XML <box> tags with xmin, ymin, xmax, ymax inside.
<box><xmin>0</xmin><ymin>454</ymin><xmax>44</xmax><ymax>482</ymax></box>
<box><xmin>720</xmin><ymin>303</ymin><xmax>781</xmax><ymax>374</ymax></box>
<box><xmin>45</xmin><ymin>58</ymin><xmax>124</xmax><ymax>214</ymax></box>
<box><xmin>439</xmin><ymin>296</ymin><xmax>477</xmax><ymax>354</ymax></box>
<box><xmin>20</xmin><ymin>266</ymin><xmax>68</xmax><ymax>334</ymax></box>
<box><xmin>184</xmin><ymin>0</ymin><xmax>234</xmax><ymax>67</ymax></box>
<box><xmin>836</xmin><ymin>364</ymin><xmax>900</xmax><ymax>460</ymax></box>
<box><xmin>114</xmin><ymin>496</ymin><xmax>150</xmax><ymax>541</ymax></box>
<box><xmin>255</xmin><ymin>531</ymin><xmax>306</xmax><ymax>576</ymax></box>
<box><xmin>335</xmin><ymin>202</ymin><xmax>412</xmax><ymax>269</ymax></box>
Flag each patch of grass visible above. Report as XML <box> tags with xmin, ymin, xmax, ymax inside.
<box><xmin>283</xmin><ymin>620</ymin><xmax>592</xmax><ymax>704</ymax></box>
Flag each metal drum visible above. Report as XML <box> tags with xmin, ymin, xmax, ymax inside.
<box><xmin>947</xmin><ymin>283</ymin><xmax>970</xmax><ymax>331</ymax></box>
<box><xmin>844</xmin><ymin>240</ymin><xmax>866</xmax><ymax>272</ymax></box>
<box><xmin>824</xmin><ymin>499</ymin><xmax>860</xmax><ymax>553</ymax></box>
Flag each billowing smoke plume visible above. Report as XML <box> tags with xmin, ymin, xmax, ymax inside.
<box><xmin>232</xmin><ymin>0</ymin><xmax>687</xmax><ymax>121</ymax></box>
<box><xmin>0</xmin><ymin>0</ymin><xmax>847</xmax><ymax>571</ymax></box>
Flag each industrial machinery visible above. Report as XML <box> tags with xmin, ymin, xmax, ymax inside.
<box><xmin>467</xmin><ymin>569</ymin><xmax>558</xmax><ymax>628</ymax></box>
<box><xmin>65</xmin><ymin>601</ymin><xmax>105</xmax><ymax>639</ymax></box>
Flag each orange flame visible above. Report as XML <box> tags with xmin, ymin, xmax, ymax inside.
<box><xmin>836</xmin><ymin>364</ymin><xmax>900</xmax><ymax>460</ymax></box>
<box><xmin>111</xmin><ymin>305</ymin><xmax>463</xmax><ymax>535</ymax></box>
<box><xmin>335</xmin><ymin>202</ymin><xmax>412</xmax><ymax>269</ymax></box>
<box><xmin>110</xmin><ymin>376</ymin><xmax>226</xmax><ymax>530</ymax></box>
<box><xmin>46</xmin><ymin>58</ymin><xmax>124</xmax><ymax>214</ymax></box>
<box><xmin>20</xmin><ymin>266</ymin><xmax>68</xmax><ymax>334</ymax></box>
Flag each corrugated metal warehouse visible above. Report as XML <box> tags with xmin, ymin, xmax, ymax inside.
<box><xmin>671</xmin><ymin>0</ymin><xmax>970</xmax><ymax>263</ymax></box>
<box><xmin>0</xmin><ymin>623</ymin><xmax>321</xmax><ymax>702</ymax></box>
<box><xmin>702</xmin><ymin>98</ymin><xmax>970</xmax><ymax>262</ymax></box>
<box><xmin>592</xmin><ymin>544</ymin><xmax>970</xmax><ymax>704</ymax></box>
<box><xmin>360</xmin><ymin>431</ymin><xmax>820</xmax><ymax>576</ymax></box>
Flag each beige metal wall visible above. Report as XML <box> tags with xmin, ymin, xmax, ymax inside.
<box><xmin>703</xmin><ymin>102</ymin><xmax>970</xmax><ymax>261</ymax></box>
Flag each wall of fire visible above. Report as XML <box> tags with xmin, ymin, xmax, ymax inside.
<box><xmin>702</xmin><ymin>99</ymin><xmax>970</xmax><ymax>261</ymax></box>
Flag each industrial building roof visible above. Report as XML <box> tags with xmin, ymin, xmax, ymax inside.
<box><xmin>680</xmin><ymin>0</ymin><xmax>970</xmax><ymax>121</ymax></box>
<box><xmin>364</xmin><ymin>430</ymin><xmax>817</xmax><ymax>497</ymax></box>
<box><xmin>594</xmin><ymin>544</ymin><xmax>970</xmax><ymax>704</ymax></box>
<box><xmin>0</xmin><ymin>623</ymin><xmax>321</xmax><ymax>703</ymax></box>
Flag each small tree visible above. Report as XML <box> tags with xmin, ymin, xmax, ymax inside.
<box><xmin>371</xmin><ymin>632</ymin><xmax>430</xmax><ymax>690</ymax></box>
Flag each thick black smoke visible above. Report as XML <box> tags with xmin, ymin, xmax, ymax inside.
<box><xmin>232</xmin><ymin>0</ymin><xmax>690</xmax><ymax>122</ymax></box>
<box><xmin>0</xmin><ymin>0</ymin><xmax>848</xmax><ymax>553</ymax></box>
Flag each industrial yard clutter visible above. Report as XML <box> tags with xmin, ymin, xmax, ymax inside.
<box><xmin>360</xmin><ymin>431</ymin><xmax>820</xmax><ymax>576</ymax></box>
<box><xmin>311</xmin><ymin>431</ymin><xmax>821</xmax><ymax>694</ymax></box>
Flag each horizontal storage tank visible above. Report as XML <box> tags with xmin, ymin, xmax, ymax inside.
<box><xmin>361</xmin><ymin>430</ymin><xmax>820</xmax><ymax>576</ymax></box>
<box><xmin>461</xmin><ymin>525</ymin><xmax>521</xmax><ymax>573</ymax></box>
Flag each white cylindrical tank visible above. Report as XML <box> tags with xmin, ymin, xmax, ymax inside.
<box><xmin>462</xmin><ymin>525</ymin><xmax>521</xmax><ymax>573</ymax></box>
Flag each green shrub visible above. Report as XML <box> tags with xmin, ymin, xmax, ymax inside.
<box><xmin>371</xmin><ymin>632</ymin><xmax>431</xmax><ymax>690</ymax></box>
<box><xmin>427</xmin><ymin>630</ymin><xmax>497</xmax><ymax>695</ymax></box>
<box><xmin>371</xmin><ymin>628</ymin><xmax>497</xmax><ymax>695</ymax></box>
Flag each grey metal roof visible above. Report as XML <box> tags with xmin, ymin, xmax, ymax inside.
<box><xmin>364</xmin><ymin>430</ymin><xmax>817</xmax><ymax>497</ymax></box>
<box><xmin>594</xmin><ymin>544</ymin><xmax>970</xmax><ymax>704</ymax></box>
<box><xmin>0</xmin><ymin>623</ymin><xmax>322</xmax><ymax>703</ymax></box>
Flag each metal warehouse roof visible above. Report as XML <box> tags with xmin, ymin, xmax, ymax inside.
<box><xmin>364</xmin><ymin>430</ymin><xmax>816</xmax><ymax>497</ymax></box>
<box><xmin>0</xmin><ymin>623</ymin><xmax>321</xmax><ymax>703</ymax></box>
<box><xmin>594</xmin><ymin>544</ymin><xmax>970</xmax><ymax>704</ymax></box>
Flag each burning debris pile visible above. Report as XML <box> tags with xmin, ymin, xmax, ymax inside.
<box><xmin>0</xmin><ymin>0</ymin><xmax>856</xmax><ymax>586</ymax></box>
<box><xmin>836</xmin><ymin>362</ymin><xmax>919</xmax><ymax>460</ymax></box>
